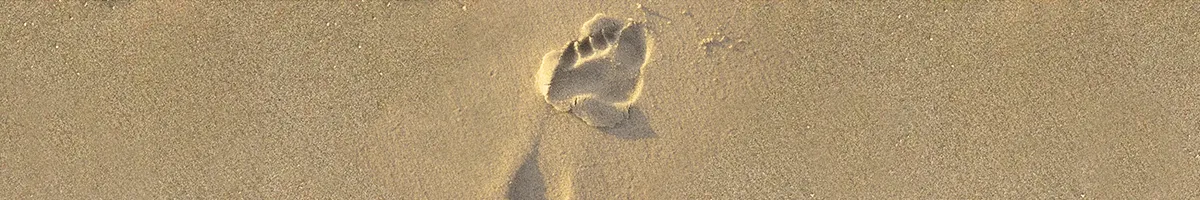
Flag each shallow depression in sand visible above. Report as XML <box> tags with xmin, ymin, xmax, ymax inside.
<box><xmin>535</xmin><ymin>14</ymin><xmax>651</xmax><ymax>128</ymax></box>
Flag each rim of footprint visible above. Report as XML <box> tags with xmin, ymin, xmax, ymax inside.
<box><xmin>536</xmin><ymin>14</ymin><xmax>651</xmax><ymax>128</ymax></box>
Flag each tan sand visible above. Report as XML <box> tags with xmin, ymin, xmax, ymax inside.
<box><xmin>2</xmin><ymin>1</ymin><xmax>1198</xmax><ymax>199</ymax></box>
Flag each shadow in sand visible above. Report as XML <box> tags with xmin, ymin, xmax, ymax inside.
<box><xmin>599</xmin><ymin>107</ymin><xmax>657</xmax><ymax>139</ymax></box>
<box><xmin>506</xmin><ymin>106</ymin><xmax>654</xmax><ymax>199</ymax></box>
<box><xmin>506</xmin><ymin>143</ymin><xmax>547</xmax><ymax>200</ymax></box>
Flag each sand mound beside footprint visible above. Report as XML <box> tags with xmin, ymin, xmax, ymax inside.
<box><xmin>536</xmin><ymin>14</ymin><xmax>650</xmax><ymax>127</ymax></box>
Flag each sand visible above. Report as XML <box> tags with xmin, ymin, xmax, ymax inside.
<box><xmin>2</xmin><ymin>1</ymin><xmax>1199</xmax><ymax>199</ymax></box>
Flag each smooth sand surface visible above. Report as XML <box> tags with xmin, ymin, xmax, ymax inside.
<box><xmin>3</xmin><ymin>1</ymin><xmax>1199</xmax><ymax>199</ymax></box>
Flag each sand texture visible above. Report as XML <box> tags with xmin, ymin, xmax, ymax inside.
<box><xmin>3</xmin><ymin>1</ymin><xmax>1200</xmax><ymax>199</ymax></box>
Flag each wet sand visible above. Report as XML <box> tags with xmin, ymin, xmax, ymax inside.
<box><xmin>2</xmin><ymin>1</ymin><xmax>1199</xmax><ymax>199</ymax></box>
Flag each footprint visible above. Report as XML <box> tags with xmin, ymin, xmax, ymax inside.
<box><xmin>536</xmin><ymin>14</ymin><xmax>650</xmax><ymax>127</ymax></box>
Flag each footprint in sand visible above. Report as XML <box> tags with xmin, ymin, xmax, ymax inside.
<box><xmin>536</xmin><ymin>14</ymin><xmax>651</xmax><ymax>127</ymax></box>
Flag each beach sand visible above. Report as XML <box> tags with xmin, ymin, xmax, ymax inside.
<box><xmin>2</xmin><ymin>1</ymin><xmax>1199</xmax><ymax>199</ymax></box>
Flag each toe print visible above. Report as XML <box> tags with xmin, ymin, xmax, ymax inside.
<box><xmin>535</xmin><ymin>14</ymin><xmax>651</xmax><ymax>127</ymax></box>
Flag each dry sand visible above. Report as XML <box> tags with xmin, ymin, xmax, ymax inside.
<box><xmin>3</xmin><ymin>1</ymin><xmax>1199</xmax><ymax>199</ymax></box>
